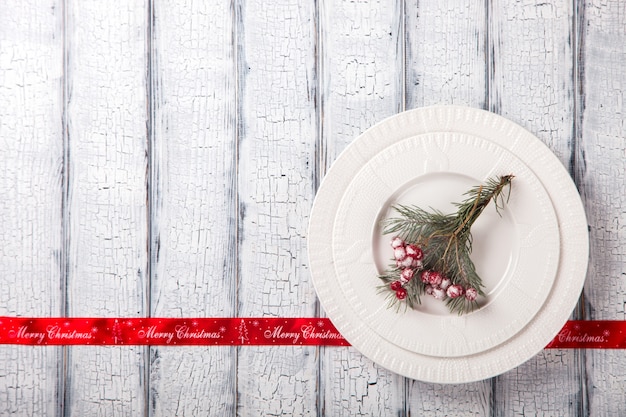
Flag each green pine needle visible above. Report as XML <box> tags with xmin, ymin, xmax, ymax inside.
<box><xmin>379</xmin><ymin>175</ymin><xmax>514</xmax><ymax>315</ymax></box>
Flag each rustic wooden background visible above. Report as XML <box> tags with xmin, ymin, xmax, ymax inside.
<box><xmin>1</xmin><ymin>0</ymin><xmax>625</xmax><ymax>415</ymax></box>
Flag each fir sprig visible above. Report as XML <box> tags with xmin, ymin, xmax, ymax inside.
<box><xmin>379</xmin><ymin>175</ymin><xmax>514</xmax><ymax>314</ymax></box>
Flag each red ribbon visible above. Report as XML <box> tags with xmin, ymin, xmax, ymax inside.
<box><xmin>0</xmin><ymin>317</ymin><xmax>623</xmax><ymax>348</ymax></box>
<box><xmin>0</xmin><ymin>317</ymin><xmax>349</xmax><ymax>346</ymax></box>
<box><xmin>544</xmin><ymin>320</ymin><xmax>626</xmax><ymax>349</ymax></box>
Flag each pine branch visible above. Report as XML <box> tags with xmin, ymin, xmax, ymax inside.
<box><xmin>379</xmin><ymin>175</ymin><xmax>514</xmax><ymax>314</ymax></box>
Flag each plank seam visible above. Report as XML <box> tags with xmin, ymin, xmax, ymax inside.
<box><xmin>60</xmin><ymin>0</ymin><xmax>70</xmax><ymax>415</ymax></box>
<box><xmin>573</xmin><ymin>0</ymin><xmax>590</xmax><ymax>414</ymax></box>
<box><xmin>313</xmin><ymin>1</ymin><xmax>326</xmax><ymax>416</ymax></box>
<box><xmin>233</xmin><ymin>0</ymin><xmax>243</xmax><ymax>413</ymax></box>
<box><xmin>146</xmin><ymin>0</ymin><xmax>155</xmax><ymax>415</ymax></box>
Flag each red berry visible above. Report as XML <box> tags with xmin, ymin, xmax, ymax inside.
<box><xmin>426</xmin><ymin>271</ymin><xmax>443</xmax><ymax>286</ymax></box>
<box><xmin>394</xmin><ymin>247</ymin><xmax>406</xmax><ymax>261</ymax></box>
<box><xmin>465</xmin><ymin>287</ymin><xmax>478</xmax><ymax>301</ymax></box>
<box><xmin>390</xmin><ymin>280</ymin><xmax>403</xmax><ymax>291</ymax></box>
<box><xmin>395</xmin><ymin>288</ymin><xmax>408</xmax><ymax>300</ymax></box>
<box><xmin>400</xmin><ymin>268</ymin><xmax>414</xmax><ymax>282</ymax></box>
<box><xmin>431</xmin><ymin>287</ymin><xmax>445</xmax><ymax>300</ymax></box>
<box><xmin>446</xmin><ymin>284</ymin><xmax>465</xmax><ymax>299</ymax></box>
<box><xmin>420</xmin><ymin>270</ymin><xmax>431</xmax><ymax>283</ymax></box>
<box><xmin>390</xmin><ymin>237</ymin><xmax>405</xmax><ymax>248</ymax></box>
<box><xmin>405</xmin><ymin>244</ymin><xmax>423</xmax><ymax>260</ymax></box>
<box><xmin>439</xmin><ymin>277</ymin><xmax>452</xmax><ymax>291</ymax></box>
<box><xmin>399</xmin><ymin>256</ymin><xmax>414</xmax><ymax>269</ymax></box>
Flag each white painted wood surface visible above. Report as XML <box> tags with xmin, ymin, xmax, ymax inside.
<box><xmin>148</xmin><ymin>1</ymin><xmax>236</xmax><ymax>415</ymax></box>
<box><xmin>63</xmin><ymin>1</ymin><xmax>149</xmax><ymax>415</ymax></box>
<box><xmin>1</xmin><ymin>1</ymin><xmax>625</xmax><ymax>415</ymax></box>
<box><xmin>0</xmin><ymin>2</ymin><xmax>63</xmax><ymax>416</ymax></box>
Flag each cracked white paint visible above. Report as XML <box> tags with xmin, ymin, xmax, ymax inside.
<box><xmin>236</xmin><ymin>0</ymin><xmax>318</xmax><ymax>415</ymax></box>
<box><xmin>0</xmin><ymin>2</ymin><xmax>63</xmax><ymax>416</ymax></box>
<box><xmin>63</xmin><ymin>0</ymin><xmax>149</xmax><ymax>415</ymax></box>
<box><xmin>147</xmin><ymin>0</ymin><xmax>237</xmax><ymax>415</ymax></box>
<box><xmin>1</xmin><ymin>0</ymin><xmax>626</xmax><ymax>415</ymax></box>
<box><xmin>580</xmin><ymin>0</ymin><xmax>626</xmax><ymax>415</ymax></box>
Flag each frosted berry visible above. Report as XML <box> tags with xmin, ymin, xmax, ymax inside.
<box><xmin>390</xmin><ymin>280</ymin><xmax>403</xmax><ymax>291</ymax></box>
<box><xmin>393</xmin><ymin>247</ymin><xmax>407</xmax><ymax>261</ymax></box>
<box><xmin>396</xmin><ymin>288</ymin><xmax>408</xmax><ymax>300</ymax></box>
<box><xmin>400</xmin><ymin>268</ymin><xmax>414</xmax><ymax>282</ymax></box>
<box><xmin>412</xmin><ymin>258</ymin><xmax>423</xmax><ymax>269</ymax></box>
<box><xmin>391</xmin><ymin>237</ymin><xmax>405</xmax><ymax>248</ymax></box>
<box><xmin>426</xmin><ymin>271</ymin><xmax>443</xmax><ymax>286</ymax></box>
<box><xmin>399</xmin><ymin>256</ymin><xmax>414</xmax><ymax>269</ymax></box>
<box><xmin>431</xmin><ymin>287</ymin><xmax>445</xmax><ymax>300</ymax></box>
<box><xmin>465</xmin><ymin>287</ymin><xmax>478</xmax><ymax>301</ymax></box>
<box><xmin>425</xmin><ymin>285</ymin><xmax>434</xmax><ymax>295</ymax></box>
<box><xmin>446</xmin><ymin>284</ymin><xmax>465</xmax><ymax>299</ymax></box>
<box><xmin>439</xmin><ymin>277</ymin><xmax>452</xmax><ymax>291</ymax></box>
<box><xmin>405</xmin><ymin>244</ymin><xmax>423</xmax><ymax>261</ymax></box>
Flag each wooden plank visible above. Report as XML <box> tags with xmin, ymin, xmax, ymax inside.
<box><xmin>148</xmin><ymin>0</ymin><xmax>237</xmax><ymax>415</ymax></box>
<box><xmin>0</xmin><ymin>2</ymin><xmax>64</xmax><ymax>415</ymax></box>
<box><xmin>404</xmin><ymin>0</ymin><xmax>492</xmax><ymax>413</ymax></box>
<box><xmin>487</xmin><ymin>1</ymin><xmax>585</xmax><ymax>415</ymax></box>
<box><xmin>489</xmin><ymin>0</ymin><xmax>574</xmax><ymax>163</ymax></box>
<box><xmin>577</xmin><ymin>0</ymin><xmax>626</xmax><ymax>415</ymax></box>
<box><xmin>318</xmin><ymin>0</ymin><xmax>406</xmax><ymax>415</ymax></box>
<box><xmin>63</xmin><ymin>1</ymin><xmax>149</xmax><ymax>414</ymax></box>
<box><xmin>405</xmin><ymin>0</ymin><xmax>487</xmax><ymax>109</ymax></box>
<box><xmin>236</xmin><ymin>1</ymin><xmax>319</xmax><ymax>414</ymax></box>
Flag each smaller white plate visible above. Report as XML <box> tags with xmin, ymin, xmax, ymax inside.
<box><xmin>332</xmin><ymin>132</ymin><xmax>559</xmax><ymax>357</ymax></box>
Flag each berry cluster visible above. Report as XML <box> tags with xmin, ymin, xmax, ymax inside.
<box><xmin>388</xmin><ymin>236</ymin><xmax>424</xmax><ymax>300</ymax></box>
<box><xmin>387</xmin><ymin>237</ymin><xmax>478</xmax><ymax>304</ymax></box>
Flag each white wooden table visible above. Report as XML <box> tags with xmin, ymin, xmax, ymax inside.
<box><xmin>1</xmin><ymin>1</ymin><xmax>625</xmax><ymax>415</ymax></box>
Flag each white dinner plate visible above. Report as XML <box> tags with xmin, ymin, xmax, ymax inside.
<box><xmin>308</xmin><ymin>105</ymin><xmax>589</xmax><ymax>383</ymax></box>
<box><xmin>332</xmin><ymin>132</ymin><xmax>560</xmax><ymax>357</ymax></box>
